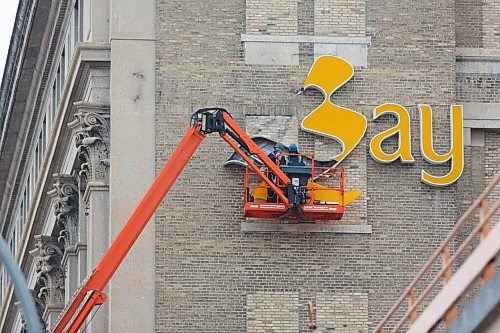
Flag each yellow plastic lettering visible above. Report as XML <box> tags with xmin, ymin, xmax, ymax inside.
<box><xmin>419</xmin><ymin>105</ymin><xmax>464</xmax><ymax>186</ymax></box>
<box><xmin>301</xmin><ymin>56</ymin><xmax>367</xmax><ymax>165</ymax></box>
<box><xmin>370</xmin><ymin>103</ymin><xmax>414</xmax><ymax>163</ymax></box>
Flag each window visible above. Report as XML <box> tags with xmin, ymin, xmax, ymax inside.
<box><xmin>12</xmin><ymin>228</ymin><xmax>17</xmax><ymax>258</ymax></box>
<box><xmin>34</xmin><ymin>144</ymin><xmax>39</xmax><ymax>179</ymax></box>
<box><xmin>20</xmin><ymin>198</ymin><xmax>25</xmax><ymax>224</ymax></box>
<box><xmin>42</xmin><ymin>116</ymin><xmax>47</xmax><ymax>151</ymax></box>
<box><xmin>22</xmin><ymin>189</ymin><xmax>27</xmax><ymax>221</ymax></box>
<box><xmin>0</xmin><ymin>272</ymin><xmax>3</xmax><ymax>303</ymax></box>
<box><xmin>61</xmin><ymin>50</ymin><xmax>66</xmax><ymax>87</ymax></box>
<box><xmin>38</xmin><ymin>133</ymin><xmax>43</xmax><ymax>169</ymax></box>
<box><xmin>9</xmin><ymin>238</ymin><xmax>14</xmax><ymax>257</ymax></box>
<box><xmin>74</xmin><ymin>0</ymin><xmax>80</xmax><ymax>44</ymax></box>
<box><xmin>55</xmin><ymin>67</ymin><xmax>61</xmax><ymax>108</ymax></box>
<box><xmin>51</xmin><ymin>81</ymin><xmax>57</xmax><ymax>120</ymax></box>
<box><xmin>67</xmin><ymin>22</ymin><xmax>73</xmax><ymax>62</ymax></box>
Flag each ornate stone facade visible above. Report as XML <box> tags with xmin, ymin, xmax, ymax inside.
<box><xmin>29</xmin><ymin>236</ymin><xmax>65</xmax><ymax>309</ymax></box>
<box><xmin>48</xmin><ymin>174</ymin><xmax>79</xmax><ymax>251</ymax></box>
<box><xmin>68</xmin><ymin>102</ymin><xmax>110</xmax><ymax>188</ymax></box>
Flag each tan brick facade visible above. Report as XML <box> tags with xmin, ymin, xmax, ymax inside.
<box><xmin>314</xmin><ymin>0</ymin><xmax>366</xmax><ymax>36</ymax></box>
<box><xmin>246</xmin><ymin>0</ymin><xmax>298</xmax><ymax>35</ymax></box>
<box><xmin>154</xmin><ymin>1</ymin><xmax>498</xmax><ymax>332</ymax></box>
<box><xmin>316</xmin><ymin>292</ymin><xmax>369</xmax><ymax>332</ymax></box>
<box><xmin>483</xmin><ymin>0</ymin><xmax>500</xmax><ymax>48</ymax></box>
<box><xmin>247</xmin><ymin>292</ymin><xmax>300</xmax><ymax>332</ymax></box>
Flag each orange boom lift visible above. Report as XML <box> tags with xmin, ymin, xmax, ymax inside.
<box><xmin>51</xmin><ymin>108</ymin><xmax>345</xmax><ymax>332</ymax></box>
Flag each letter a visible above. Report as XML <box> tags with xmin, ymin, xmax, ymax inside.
<box><xmin>370</xmin><ymin>103</ymin><xmax>414</xmax><ymax>163</ymax></box>
<box><xmin>419</xmin><ymin>105</ymin><xmax>464</xmax><ymax>186</ymax></box>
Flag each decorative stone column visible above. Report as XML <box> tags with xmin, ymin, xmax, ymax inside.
<box><xmin>15</xmin><ymin>291</ymin><xmax>46</xmax><ymax>333</ymax></box>
<box><xmin>48</xmin><ymin>174</ymin><xmax>82</xmax><ymax>303</ymax></box>
<box><xmin>29</xmin><ymin>235</ymin><xmax>65</xmax><ymax>329</ymax></box>
<box><xmin>68</xmin><ymin>101</ymin><xmax>110</xmax><ymax>332</ymax></box>
<box><xmin>69</xmin><ymin>102</ymin><xmax>110</xmax><ymax>187</ymax></box>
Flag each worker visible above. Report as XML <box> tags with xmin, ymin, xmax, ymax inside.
<box><xmin>266</xmin><ymin>144</ymin><xmax>283</xmax><ymax>202</ymax></box>
<box><xmin>281</xmin><ymin>143</ymin><xmax>304</xmax><ymax>165</ymax></box>
<box><xmin>268</xmin><ymin>143</ymin><xmax>284</xmax><ymax>162</ymax></box>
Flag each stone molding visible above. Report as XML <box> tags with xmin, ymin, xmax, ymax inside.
<box><xmin>462</xmin><ymin>103</ymin><xmax>500</xmax><ymax>130</ymax></box>
<box><xmin>241</xmin><ymin>34</ymin><xmax>371</xmax><ymax>44</ymax></box>
<box><xmin>456</xmin><ymin>48</ymin><xmax>500</xmax><ymax>74</ymax></box>
<box><xmin>241</xmin><ymin>222</ymin><xmax>372</xmax><ymax>233</ymax></box>
<box><xmin>29</xmin><ymin>235</ymin><xmax>65</xmax><ymax>309</ymax></box>
<box><xmin>48</xmin><ymin>174</ymin><xmax>79</xmax><ymax>251</ymax></box>
<box><xmin>68</xmin><ymin>102</ymin><xmax>110</xmax><ymax>189</ymax></box>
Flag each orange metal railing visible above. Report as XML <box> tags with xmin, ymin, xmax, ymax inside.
<box><xmin>374</xmin><ymin>173</ymin><xmax>500</xmax><ymax>333</ymax></box>
<box><xmin>244</xmin><ymin>153</ymin><xmax>344</xmax><ymax>205</ymax></box>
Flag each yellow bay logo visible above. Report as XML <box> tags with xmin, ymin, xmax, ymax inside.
<box><xmin>302</xmin><ymin>56</ymin><xmax>464</xmax><ymax>187</ymax></box>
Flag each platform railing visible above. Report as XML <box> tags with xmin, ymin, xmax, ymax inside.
<box><xmin>373</xmin><ymin>173</ymin><xmax>500</xmax><ymax>333</ymax></box>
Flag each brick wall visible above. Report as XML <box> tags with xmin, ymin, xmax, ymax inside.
<box><xmin>245</xmin><ymin>0</ymin><xmax>366</xmax><ymax>37</ymax></box>
<box><xmin>316</xmin><ymin>292</ymin><xmax>369</xmax><ymax>332</ymax></box>
<box><xmin>247</xmin><ymin>292</ymin><xmax>300</xmax><ymax>332</ymax></box>
<box><xmin>246</xmin><ymin>0</ymin><xmax>298</xmax><ymax>35</ymax></box>
<box><xmin>485</xmin><ymin>131</ymin><xmax>500</xmax><ymax>203</ymax></box>
<box><xmin>457</xmin><ymin>74</ymin><xmax>500</xmax><ymax>103</ymax></box>
<box><xmin>455</xmin><ymin>0</ymin><xmax>483</xmax><ymax>47</ymax></box>
<box><xmin>246</xmin><ymin>115</ymin><xmax>299</xmax><ymax>146</ymax></box>
<box><xmin>155</xmin><ymin>1</ymin><xmax>487</xmax><ymax>332</ymax></box>
<box><xmin>314</xmin><ymin>0</ymin><xmax>366</xmax><ymax>36</ymax></box>
<box><xmin>483</xmin><ymin>0</ymin><xmax>500</xmax><ymax>48</ymax></box>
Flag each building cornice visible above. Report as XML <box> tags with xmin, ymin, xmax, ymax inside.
<box><xmin>0</xmin><ymin>0</ymin><xmax>55</xmax><ymax>237</ymax></box>
<box><xmin>0</xmin><ymin>0</ymin><xmax>36</xmax><ymax>155</ymax></box>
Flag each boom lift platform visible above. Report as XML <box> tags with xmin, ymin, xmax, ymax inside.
<box><xmin>50</xmin><ymin>108</ymin><xmax>346</xmax><ymax>332</ymax></box>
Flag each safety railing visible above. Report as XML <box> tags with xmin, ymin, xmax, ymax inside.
<box><xmin>244</xmin><ymin>153</ymin><xmax>344</xmax><ymax>205</ymax></box>
<box><xmin>373</xmin><ymin>173</ymin><xmax>500</xmax><ymax>333</ymax></box>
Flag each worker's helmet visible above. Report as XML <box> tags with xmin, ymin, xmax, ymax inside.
<box><xmin>289</xmin><ymin>143</ymin><xmax>298</xmax><ymax>153</ymax></box>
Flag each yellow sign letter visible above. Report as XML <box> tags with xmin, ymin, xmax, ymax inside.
<box><xmin>302</xmin><ymin>56</ymin><xmax>367</xmax><ymax>165</ymax></box>
<box><xmin>419</xmin><ymin>105</ymin><xmax>464</xmax><ymax>186</ymax></box>
<box><xmin>370</xmin><ymin>103</ymin><xmax>415</xmax><ymax>163</ymax></box>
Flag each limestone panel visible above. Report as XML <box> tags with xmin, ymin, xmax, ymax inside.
<box><xmin>314</xmin><ymin>42</ymin><xmax>368</xmax><ymax>67</ymax></box>
<box><xmin>245</xmin><ymin>42</ymin><xmax>299</xmax><ymax>65</ymax></box>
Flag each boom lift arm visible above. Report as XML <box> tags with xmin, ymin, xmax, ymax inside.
<box><xmin>51</xmin><ymin>108</ymin><xmax>294</xmax><ymax>333</ymax></box>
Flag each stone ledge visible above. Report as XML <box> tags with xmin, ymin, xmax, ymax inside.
<box><xmin>462</xmin><ymin>103</ymin><xmax>500</xmax><ymax>130</ymax></box>
<box><xmin>241</xmin><ymin>222</ymin><xmax>372</xmax><ymax>233</ymax></box>
<box><xmin>241</xmin><ymin>34</ymin><xmax>371</xmax><ymax>44</ymax></box>
<box><xmin>456</xmin><ymin>48</ymin><xmax>500</xmax><ymax>74</ymax></box>
<box><xmin>242</xmin><ymin>34</ymin><xmax>370</xmax><ymax>67</ymax></box>
<box><xmin>456</xmin><ymin>47</ymin><xmax>500</xmax><ymax>61</ymax></box>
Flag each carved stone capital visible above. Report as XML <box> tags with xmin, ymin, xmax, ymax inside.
<box><xmin>48</xmin><ymin>174</ymin><xmax>79</xmax><ymax>251</ymax></box>
<box><xmin>15</xmin><ymin>291</ymin><xmax>46</xmax><ymax>332</ymax></box>
<box><xmin>68</xmin><ymin>102</ymin><xmax>110</xmax><ymax>186</ymax></box>
<box><xmin>29</xmin><ymin>236</ymin><xmax>65</xmax><ymax>308</ymax></box>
